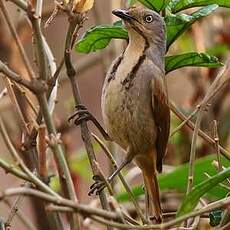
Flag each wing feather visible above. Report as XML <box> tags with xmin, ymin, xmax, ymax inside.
<box><xmin>151</xmin><ymin>76</ymin><xmax>170</xmax><ymax>173</ymax></box>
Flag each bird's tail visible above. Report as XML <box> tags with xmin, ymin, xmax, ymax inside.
<box><xmin>143</xmin><ymin>169</ymin><xmax>162</xmax><ymax>223</ymax></box>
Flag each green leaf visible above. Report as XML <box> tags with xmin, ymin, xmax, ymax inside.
<box><xmin>177</xmin><ymin>167</ymin><xmax>230</xmax><ymax>217</ymax></box>
<box><xmin>116</xmin><ymin>155</ymin><xmax>230</xmax><ymax>202</ymax></box>
<box><xmin>166</xmin><ymin>4</ymin><xmax>218</xmax><ymax>47</ymax></box>
<box><xmin>165</xmin><ymin>52</ymin><xmax>223</xmax><ymax>73</ymax></box>
<box><xmin>75</xmin><ymin>24</ymin><xmax>128</xmax><ymax>53</ymax></box>
<box><xmin>169</xmin><ymin>0</ymin><xmax>230</xmax><ymax>13</ymax></box>
<box><xmin>76</xmin><ymin>5</ymin><xmax>218</xmax><ymax>53</ymax></box>
<box><xmin>69</xmin><ymin>143</ymin><xmax>101</xmax><ymax>179</ymax></box>
<box><xmin>137</xmin><ymin>0</ymin><xmax>170</xmax><ymax>12</ymax></box>
<box><xmin>209</xmin><ymin>209</ymin><xmax>223</xmax><ymax>226</ymax></box>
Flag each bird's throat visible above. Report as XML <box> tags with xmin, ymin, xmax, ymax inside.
<box><xmin>113</xmin><ymin>29</ymin><xmax>147</xmax><ymax>85</ymax></box>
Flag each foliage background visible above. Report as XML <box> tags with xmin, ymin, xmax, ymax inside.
<box><xmin>0</xmin><ymin>0</ymin><xmax>229</xmax><ymax>229</ymax></box>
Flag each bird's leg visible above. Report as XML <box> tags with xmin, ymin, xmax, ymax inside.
<box><xmin>68</xmin><ymin>104</ymin><xmax>111</xmax><ymax>141</ymax></box>
<box><xmin>88</xmin><ymin>154</ymin><xmax>133</xmax><ymax>196</ymax></box>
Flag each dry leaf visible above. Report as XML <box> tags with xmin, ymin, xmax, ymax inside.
<box><xmin>65</xmin><ymin>0</ymin><xmax>94</xmax><ymax>13</ymax></box>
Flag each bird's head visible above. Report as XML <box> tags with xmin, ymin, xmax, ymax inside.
<box><xmin>112</xmin><ymin>6</ymin><xmax>166</xmax><ymax>45</ymax></box>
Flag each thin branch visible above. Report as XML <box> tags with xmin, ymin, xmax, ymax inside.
<box><xmin>1</xmin><ymin>187</ymin><xmax>230</xmax><ymax>229</ymax></box>
<box><xmin>0</xmin><ymin>187</ymin><xmax>120</xmax><ymax>221</ymax></box>
<box><xmin>64</xmin><ymin>12</ymin><xmax>113</xmax><ymax>229</ymax></box>
<box><xmin>92</xmin><ymin>133</ymin><xmax>148</xmax><ymax>224</ymax></box>
<box><xmin>28</xmin><ymin>1</ymin><xmax>49</xmax><ymax>81</ymax></box>
<box><xmin>213</xmin><ymin>120</ymin><xmax>222</xmax><ymax>172</ymax></box>
<box><xmin>14</xmin><ymin>84</ymin><xmax>38</xmax><ymax>116</ymax></box>
<box><xmin>169</xmin><ymin>100</ymin><xmax>230</xmax><ymax>160</ymax></box>
<box><xmin>186</xmin><ymin>60</ymin><xmax>230</xmax><ymax>194</ymax></box>
<box><xmin>89</xmin><ymin>196</ymin><xmax>230</xmax><ymax>229</ymax></box>
<box><xmin>37</xmin><ymin>94</ymin><xmax>80</xmax><ymax>229</ymax></box>
<box><xmin>0</xmin><ymin>0</ymin><xmax>35</xmax><ymax>79</ymax></box>
<box><xmin>219</xmin><ymin>222</ymin><xmax>230</xmax><ymax>230</ymax></box>
<box><xmin>5</xmin><ymin>182</ymin><xmax>27</xmax><ymax>229</ymax></box>
<box><xmin>9</xmin><ymin>0</ymin><xmax>28</xmax><ymax>11</ymax></box>
<box><xmin>0</xmin><ymin>158</ymin><xmax>31</xmax><ymax>182</ymax></box>
<box><xmin>38</xmin><ymin>124</ymin><xmax>48</xmax><ymax>180</ymax></box>
<box><xmin>0</xmin><ymin>115</ymin><xmax>60</xmax><ymax>197</ymax></box>
<box><xmin>0</xmin><ymin>61</ymin><xmax>34</xmax><ymax>91</ymax></box>
<box><xmin>3</xmin><ymin>199</ymin><xmax>37</xmax><ymax>230</ymax></box>
<box><xmin>170</xmin><ymin>106</ymin><xmax>199</xmax><ymax>137</ymax></box>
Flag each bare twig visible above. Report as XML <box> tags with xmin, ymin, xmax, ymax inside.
<box><xmin>64</xmin><ymin>11</ymin><xmax>113</xmax><ymax>229</ymax></box>
<box><xmin>0</xmin><ymin>0</ymin><xmax>35</xmax><ymax>79</ymax></box>
<box><xmin>92</xmin><ymin>133</ymin><xmax>148</xmax><ymax>224</ymax></box>
<box><xmin>169</xmin><ymin>100</ymin><xmax>230</xmax><ymax>160</ymax></box>
<box><xmin>0</xmin><ymin>187</ymin><xmax>120</xmax><ymax>221</ymax></box>
<box><xmin>88</xmin><ymin>196</ymin><xmax>230</xmax><ymax>229</ymax></box>
<box><xmin>38</xmin><ymin>124</ymin><xmax>48</xmax><ymax>180</ymax></box>
<box><xmin>186</xmin><ymin>60</ymin><xmax>230</xmax><ymax>194</ymax></box>
<box><xmin>0</xmin><ymin>157</ymin><xmax>31</xmax><ymax>182</ymax></box>
<box><xmin>3</xmin><ymin>199</ymin><xmax>36</xmax><ymax>230</ymax></box>
<box><xmin>170</xmin><ymin>106</ymin><xmax>199</xmax><ymax>137</ymax></box>
<box><xmin>0</xmin><ymin>115</ymin><xmax>60</xmax><ymax>197</ymax></box>
<box><xmin>5</xmin><ymin>182</ymin><xmax>27</xmax><ymax>229</ymax></box>
<box><xmin>9</xmin><ymin>0</ymin><xmax>28</xmax><ymax>12</ymax></box>
<box><xmin>0</xmin><ymin>61</ymin><xmax>34</xmax><ymax>91</ymax></box>
<box><xmin>4</xmin><ymin>186</ymin><xmax>228</xmax><ymax>230</ymax></box>
<box><xmin>213</xmin><ymin>120</ymin><xmax>222</xmax><ymax>172</ymax></box>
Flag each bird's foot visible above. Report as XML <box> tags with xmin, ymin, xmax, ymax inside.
<box><xmin>68</xmin><ymin>104</ymin><xmax>92</xmax><ymax>126</ymax></box>
<box><xmin>88</xmin><ymin>175</ymin><xmax>107</xmax><ymax>196</ymax></box>
<box><xmin>68</xmin><ymin>104</ymin><xmax>111</xmax><ymax>141</ymax></box>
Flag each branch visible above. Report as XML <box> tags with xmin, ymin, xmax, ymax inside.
<box><xmin>64</xmin><ymin>11</ymin><xmax>113</xmax><ymax>229</ymax></box>
<box><xmin>169</xmin><ymin>101</ymin><xmax>230</xmax><ymax>160</ymax></box>
<box><xmin>2</xmin><ymin>186</ymin><xmax>228</xmax><ymax>230</ymax></box>
<box><xmin>9</xmin><ymin>0</ymin><xmax>27</xmax><ymax>11</ymax></box>
<box><xmin>0</xmin><ymin>0</ymin><xmax>35</xmax><ymax>79</ymax></box>
<box><xmin>0</xmin><ymin>61</ymin><xmax>34</xmax><ymax>91</ymax></box>
<box><xmin>0</xmin><ymin>158</ymin><xmax>31</xmax><ymax>182</ymax></box>
<box><xmin>0</xmin><ymin>187</ymin><xmax>120</xmax><ymax>222</ymax></box>
<box><xmin>186</xmin><ymin>60</ymin><xmax>230</xmax><ymax>194</ymax></box>
<box><xmin>92</xmin><ymin>133</ymin><xmax>147</xmax><ymax>224</ymax></box>
<box><xmin>0</xmin><ymin>115</ymin><xmax>60</xmax><ymax>198</ymax></box>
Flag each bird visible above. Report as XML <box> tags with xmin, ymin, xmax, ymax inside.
<box><xmin>100</xmin><ymin>6</ymin><xmax>170</xmax><ymax>223</ymax></box>
<box><xmin>69</xmin><ymin>5</ymin><xmax>170</xmax><ymax>224</ymax></box>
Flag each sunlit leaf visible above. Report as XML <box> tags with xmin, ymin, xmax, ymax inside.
<box><xmin>137</xmin><ymin>0</ymin><xmax>170</xmax><ymax>12</ymax></box>
<box><xmin>75</xmin><ymin>23</ymin><xmax>128</xmax><ymax>53</ymax></box>
<box><xmin>176</xmin><ymin>167</ymin><xmax>230</xmax><ymax>217</ymax></box>
<box><xmin>116</xmin><ymin>155</ymin><xmax>230</xmax><ymax>202</ymax></box>
<box><xmin>166</xmin><ymin>4</ymin><xmax>218</xmax><ymax>47</ymax></box>
<box><xmin>76</xmin><ymin>5</ymin><xmax>218</xmax><ymax>53</ymax></box>
<box><xmin>169</xmin><ymin>0</ymin><xmax>230</xmax><ymax>13</ymax></box>
<box><xmin>165</xmin><ymin>52</ymin><xmax>223</xmax><ymax>73</ymax></box>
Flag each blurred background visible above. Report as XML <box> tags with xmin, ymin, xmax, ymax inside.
<box><xmin>0</xmin><ymin>0</ymin><xmax>229</xmax><ymax>229</ymax></box>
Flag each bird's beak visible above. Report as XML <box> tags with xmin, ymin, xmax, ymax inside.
<box><xmin>112</xmin><ymin>9</ymin><xmax>134</xmax><ymax>21</ymax></box>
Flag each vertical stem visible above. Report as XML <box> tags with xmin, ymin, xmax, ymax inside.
<box><xmin>0</xmin><ymin>0</ymin><xmax>35</xmax><ymax>79</ymax></box>
<box><xmin>64</xmin><ymin>15</ymin><xmax>113</xmax><ymax>230</ymax></box>
<box><xmin>37</xmin><ymin>93</ymin><xmax>80</xmax><ymax>229</ymax></box>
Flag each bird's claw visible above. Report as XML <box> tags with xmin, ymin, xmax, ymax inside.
<box><xmin>88</xmin><ymin>176</ymin><xmax>106</xmax><ymax>196</ymax></box>
<box><xmin>68</xmin><ymin>104</ymin><xmax>93</xmax><ymax>126</ymax></box>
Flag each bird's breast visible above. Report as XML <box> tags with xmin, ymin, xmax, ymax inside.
<box><xmin>101</xmin><ymin>59</ymin><xmax>156</xmax><ymax>152</ymax></box>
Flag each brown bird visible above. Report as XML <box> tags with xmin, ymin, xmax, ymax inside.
<box><xmin>70</xmin><ymin>5</ymin><xmax>170</xmax><ymax>224</ymax></box>
<box><xmin>100</xmin><ymin>6</ymin><xmax>170</xmax><ymax>223</ymax></box>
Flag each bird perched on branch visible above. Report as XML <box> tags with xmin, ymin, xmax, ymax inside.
<box><xmin>70</xmin><ymin>5</ymin><xmax>170</xmax><ymax>223</ymax></box>
<box><xmin>100</xmin><ymin>6</ymin><xmax>170</xmax><ymax>223</ymax></box>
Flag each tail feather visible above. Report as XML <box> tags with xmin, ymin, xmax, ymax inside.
<box><xmin>143</xmin><ymin>170</ymin><xmax>162</xmax><ymax>223</ymax></box>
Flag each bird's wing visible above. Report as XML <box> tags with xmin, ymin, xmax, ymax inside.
<box><xmin>150</xmin><ymin>74</ymin><xmax>170</xmax><ymax>173</ymax></box>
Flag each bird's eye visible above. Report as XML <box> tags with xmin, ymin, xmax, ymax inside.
<box><xmin>144</xmin><ymin>15</ymin><xmax>153</xmax><ymax>23</ymax></box>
